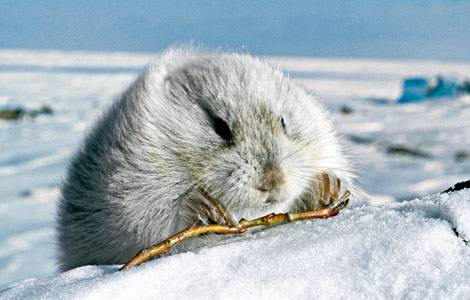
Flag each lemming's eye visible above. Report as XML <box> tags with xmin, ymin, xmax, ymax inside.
<box><xmin>212</xmin><ymin>117</ymin><xmax>233</xmax><ymax>144</ymax></box>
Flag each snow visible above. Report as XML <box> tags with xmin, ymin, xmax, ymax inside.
<box><xmin>1</xmin><ymin>50</ymin><xmax>470</xmax><ymax>295</ymax></box>
<box><xmin>2</xmin><ymin>189</ymin><xmax>470</xmax><ymax>299</ymax></box>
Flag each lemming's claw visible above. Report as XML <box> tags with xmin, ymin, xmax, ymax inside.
<box><xmin>196</xmin><ymin>188</ymin><xmax>239</xmax><ymax>227</ymax></box>
<box><xmin>327</xmin><ymin>190</ymin><xmax>351</xmax><ymax>211</ymax></box>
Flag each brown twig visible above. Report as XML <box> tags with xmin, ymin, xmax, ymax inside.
<box><xmin>119</xmin><ymin>190</ymin><xmax>350</xmax><ymax>271</ymax></box>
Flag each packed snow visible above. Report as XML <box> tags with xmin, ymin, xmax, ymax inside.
<box><xmin>0</xmin><ymin>50</ymin><xmax>469</xmax><ymax>296</ymax></box>
<box><xmin>2</xmin><ymin>189</ymin><xmax>470</xmax><ymax>299</ymax></box>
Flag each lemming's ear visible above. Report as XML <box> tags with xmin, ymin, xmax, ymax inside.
<box><xmin>163</xmin><ymin>71</ymin><xmax>192</xmax><ymax>104</ymax></box>
<box><xmin>163</xmin><ymin>64</ymin><xmax>204</xmax><ymax>101</ymax></box>
<box><xmin>163</xmin><ymin>60</ymin><xmax>225</xmax><ymax>106</ymax></box>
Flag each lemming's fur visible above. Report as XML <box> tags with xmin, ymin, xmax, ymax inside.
<box><xmin>57</xmin><ymin>48</ymin><xmax>355</xmax><ymax>271</ymax></box>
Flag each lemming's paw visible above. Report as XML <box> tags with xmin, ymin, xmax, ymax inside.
<box><xmin>179</xmin><ymin>188</ymin><xmax>239</xmax><ymax>227</ymax></box>
<box><xmin>300</xmin><ymin>172</ymin><xmax>350</xmax><ymax>211</ymax></box>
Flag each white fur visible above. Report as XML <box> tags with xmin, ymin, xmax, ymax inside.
<box><xmin>56</xmin><ymin>48</ymin><xmax>356</xmax><ymax>271</ymax></box>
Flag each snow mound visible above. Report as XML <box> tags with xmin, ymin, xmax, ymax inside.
<box><xmin>2</xmin><ymin>190</ymin><xmax>470</xmax><ymax>299</ymax></box>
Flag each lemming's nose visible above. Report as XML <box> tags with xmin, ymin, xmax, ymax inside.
<box><xmin>256</xmin><ymin>166</ymin><xmax>284</xmax><ymax>192</ymax></box>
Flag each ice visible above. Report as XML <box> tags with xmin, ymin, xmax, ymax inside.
<box><xmin>2</xmin><ymin>190</ymin><xmax>469</xmax><ymax>299</ymax></box>
<box><xmin>398</xmin><ymin>76</ymin><xmax>467</xmax><ymax>103</ymax></box>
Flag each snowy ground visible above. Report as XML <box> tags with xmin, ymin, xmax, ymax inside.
<box><xmin>3</xmin><ymin>189</ymin><xmax>470</xmax><ymax>299</ymax></box>
<box><xmin>0</xmin><ymin>49</ymin><xmax>469</xmax><ymax>294</ymax></box>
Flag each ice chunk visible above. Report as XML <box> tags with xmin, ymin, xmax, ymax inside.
<box><xmin>398</xmin><ymin>76</ymin><xmax>465</xmax><ymax>103</ymax></box>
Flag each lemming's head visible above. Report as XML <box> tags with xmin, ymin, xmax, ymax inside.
<box><xmin>154</xmin><ymin>53</ymin><xmax>342</xmax><ymax>217</ymax></box>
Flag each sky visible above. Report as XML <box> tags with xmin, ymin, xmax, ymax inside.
<box><xmin>1</xmin><ymin>0</ymin><xmax>470</xmax><ymax>60</ymax></box>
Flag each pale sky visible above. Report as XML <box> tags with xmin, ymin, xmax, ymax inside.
<box><xmin>1</xmin><ymin>0</ymin><xmax>469</xmax><ymax>60</ymax></box>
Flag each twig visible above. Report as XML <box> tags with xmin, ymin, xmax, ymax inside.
<box><xmin>119</xmin><ymin>190</ymin><xmax>350</xmax><ymax>271</ymax></box>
